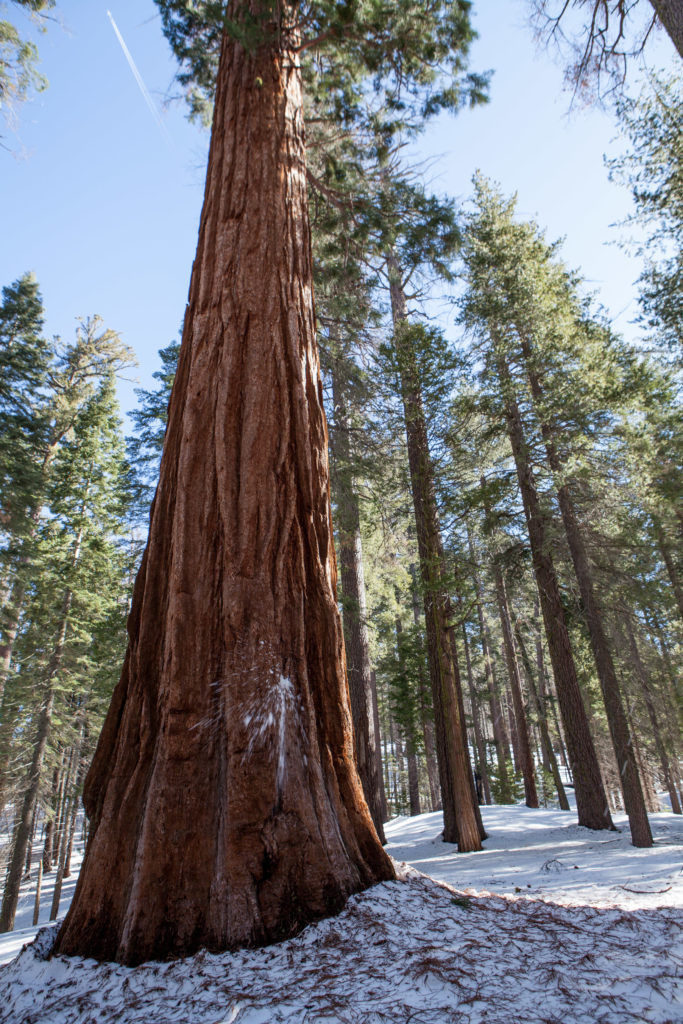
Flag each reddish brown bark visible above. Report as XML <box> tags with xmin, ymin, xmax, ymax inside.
<box><xmin>518</xmin><ymin>337</ymin><xmax>651</xmax><ymax>846</ymax></box>
<box><xmin>492</xmin><ymin>571</ymin><xmax>538</xmax><ymax>807</ymax></box>
<box><xmin>514</xmin><ymin>624</ymin><xmax>570</xmax><ymax>810</ymax></box>
<box><xmin>55</xmin><ymin>13</ymin><xmax>392</xmax><ymax>966</ymax></box>
<box><xmin>410</xmin><ymin>565</ymin><xmax>441</xmax><ymax>811</ymax></box>
<box><xmin>466</xmin><ymin>529</ymin><xmax>513</xmax><ymax>791</ymax></box>
<box><xmin>624</xmin><ymin>620</ymin><xmax>682</xmax><ymax>815</ymax></box>
<box><xmin>654</xmin><ymin>522</ymin><xmax>683</xmax><ymax>627</ymax></box>
<box><xmin>495</xmin><ymin>349</ymin><xmax>613</xmax><ymax>831</ymax></box>
<box><xmin>460</xmin><ymin>614</ymin><xmax>492</xmax><ymax>805</ymax></box>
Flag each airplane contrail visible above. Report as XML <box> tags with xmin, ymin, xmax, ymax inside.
<box><xmin>107</xmin><ymin>10</ymin><xmax>173</xmax><ymax>146</ymax></box>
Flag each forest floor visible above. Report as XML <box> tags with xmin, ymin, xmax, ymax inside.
<box><xmin>0</xmin><ymin>803</ymin><xmax>681</xmax><ymax>1024</ymax></box>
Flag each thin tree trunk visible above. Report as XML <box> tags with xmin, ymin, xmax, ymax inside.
<box><xmin>388</xmin><ymin>257</ymin><xmax>481</xmax><ymax>852</ymax></box>
<box><xmin>406</xmin><ymin>742</ymin><xmax>421</xmax><ymax>816</ymax></box>
<box><xmin>393</xmin><ymin>611</ymin><xmax>421</xmax><ymax>817</ymax></box>
<box><xmin>24</xmin><ymin>805</ymin><xmax>37</xmax><ymax>879</ymax></box>
<box><xmin>645</xmin><ymin>608</ymin><xmax>683</xmax><ymax>728</ymax></box>
<box><xmin>50</xmin><ymin>789</ymin><xmax>75</xmax><ymax>921</ymax></box>
<box><xmin>491</xmin><ymin>572</ymin><xmax>538</xmax><ymax>807</ymax></box>
<box><xmin>447</xmin><ymin>625</ymin><xmax>487</xmax><ymax>839</ymax></box>
<box><xmin>624</xmin><ymin>620</ymin><xmax>682</xmax><ymax>814</ymax></box>
<box><xmin>0</xmin><ymin>578</ymin><xmax>25</xmax><ymax>714</ymax></box>
<box><xmin>515</xmin><ymin>626</ymin><xmax>570</xmax><ymax>810</ymax></box>
<box><xmin>410</xmin><ymin>566</ymin><xmax>441</xmax><ymax>811</ymax></box>
<box><xmin>495</xmin><ymin>348</ymin><xmax>613</xmax><ymax>831</ymax></box>
<box><xmin>625</xmin><ymin>695</ymin><xmax>660</xmax><ymax>814</ymax></box>
<box><xmin>421</xmin><ymin>712</ymin><xmax>441</xmax><ymax>812</ymax></box>
<box><xmin>518</xmin><ymin>338</ymin><xmax>651</xmax><ymax>846</ymax></box>
<box><xmin>63</xmin><ymin>796</ymin><xmax>79</xmax><ymax>879</ymax></box>
<box><xmin>467</xmin><ymin>529</ymin><xmax>513</xmax><ymax>794</ymax></box>
<box><xmin>56</xmin><ymin>14</ymin><xmax>393</xmax><ymax>964</ymax></box>
<box><xmin>654</xmin><ymin>522</ymin><xmax>683</xmax><ymax>626</ymax></box>
<box><xmin>460</xmin><ymin>616</ymin><xmax>492</xmax><ymax>805</ymax></box>
<box><xmin>330</xmin><ymin>357</ymin><xmax>386</xmax><ymax>841</ymax></box>
<box><xmin>42</xmin><ymin>765</ymin><xmax>61</xmax><ymax>874</ymax></box>
<box><xmin>0</xmin><ymin>575</ymin><xmax>75</xmax><ymax>933</ymax></box>
<box><xmin>369</xmin><ymin>671</ymin><xmax>389</xmax><ymax>822</ymax></box>
<box><xmin>32</xmin><ymin>858</ymin><xmax>42</xmax><ymax>928</ymax></box>
<box><xmin>505</xmin><ymin>686</ymin><xmax>522</xmax><ymax>774</ymax></box>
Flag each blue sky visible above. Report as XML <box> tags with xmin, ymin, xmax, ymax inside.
<box><xmin>0</xmin><ymin>1</ymin><xmax>678</xmax><ymax>422</ymax></box>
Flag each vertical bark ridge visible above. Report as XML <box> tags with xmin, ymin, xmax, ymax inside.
<box><xmin>55</xmin><ymin>14</ymin><xmax>393</xmax><ymax>967</ymax></box>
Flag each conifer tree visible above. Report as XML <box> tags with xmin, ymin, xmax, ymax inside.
<box><xmin>56</xmin><ymin>0</ymin><xmax>481</xmax><ymax>964</ymax></box>
<box><xmin>610</xmin><ymin>72</ymin><xmax>683</xmax><ymax>354</ymax></box>
<box><xmin>460</xmin><ymin>181</ymin><xmax>616</xmax><ymax>832</ymax></box>
<box><xmin>0</xmin><ymin>373</ymin><xmax>134</xmax><ymax>931</ymax></box>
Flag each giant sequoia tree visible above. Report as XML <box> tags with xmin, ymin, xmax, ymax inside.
<box><xmin>55</xmin><ymin>0</ymin><xmax>481</xmax><ymax>965</ymax></box>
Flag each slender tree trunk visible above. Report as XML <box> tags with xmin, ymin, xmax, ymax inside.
<box><xmin>515</xmin><ymin>626</ymin><xmax>570</xmax><ymax>810</ymax></box>
<box><xmin>625</xmin><ymin>694</ymin><xmax>660</xmax><ymax>813</ymax></box>
<box><xmin>410</xmin><ymin>566</ymin><xmax>441</xmax><ymax>811</ymax></box>
<box><xmin>540</xmin><ymin>651</ymin><xmax>571</xmax><ymax>772</ymax></box>
<box><xmin>460</xmin><ymin>615</ymin><xmax>492</xmax><ymax>804</ymax></box>
<box><xmin>447</xmin><ymin>625</ymin><xmax>487</xmax><ymax>839</ymax></box>
<box><xmin>56</xmin><ymin>13</ymin><xmax>393</xmax><ymax>966</ymax></box>
<box><xmin>421</xmin><ymin>712</ymin><xmax>441</xmax><ymax>812</ymax></box>
<box><xmin>624</xmin><ymin>620</ymin><xmax>682</xmax><ymax>815</ymax></box>
<box><xmin>0</xmin><ymin>575</ymin><xmax>75</xmax><ymax>933</ymax></box>
<box><xmin>24</xmin><ymin>806</ymin><xmax>37</xmax><ymax>879</ymax></box>
<box><xmin>406</xmin><ymin>742</ymin><xmax>421</xmax><ymax>816</ymax></box>
<box><xmin>63</xmin><ymin>797</ymin><xmax>79</xmax><ymax>879</ymax></box>
<box><xmin>653</xmin><ymin>522</ymin><xmax>683</xmax><ymax>627</ymax></box>
<box><xmin>330</xmin><ymin>358</ymin><xmax>386</xmax><ymax>841</ymax></box>
<box><xmin>369</xmin><ymin>671</ymin><xmax>388</xmax><ymax>822</ymax></box>
<box><xmin>50</xmin><ymin>789</ymin><xmax>75</xmax><ymax>922</ymax></box>
<box><xmin>467</xmin><ymin>529</ymin><xmax>513</xmax><ymax>794</ymax></box>
<box><xmin>491</xmin><ymin>571</ymin><xmax>538</xmax><ymax>807</ymax></box>
<box><xmin>645</xmin><ymin>608</ymin><xmax>683</xmax><ymax>728</ymax></box>
<box><xmin>32</xmin><ymin>858</ymin><xmax>42</xmax><ymax>928</ymax></box>
<box><xmin>495</xmin><ymin>348</ymin><xmax>613</xmax><ymax>830</ymax></box>
<box><xmin>387</xmin><ymin>258</ymin><xmax>481</xmax><ymax>851</ymax></box>
<box><xmin>505</xmin><ymin>687</ymin><xmax>522</xmax><ymax>774</ymax></box>
<box><xmin>393</xmin><ymin>611</ymin><xmax>421</xmax><ymax>817</ymax></box>
<box><xmin>649</xmin><ymin>0</ymin><xmax>683</xmax><ymax>59</ymax></box>
<box><xmin>1</xmin><ymin>689</ymin><xmax>54</xmax><ymax>930</ymax></box>
<box><xmin>518</xmin><ymin>339</ymin><xmax>651</xmax><ymax>846</ymax></box>
<box><xmin>42</xmin><ymin>765</ymin><xmax>61</xmax><ymax>874</ymax></box>
<box><xmin>0</xmin><ymin>578</ymin><xmax>25</xmax><ymax>712</ymax></box>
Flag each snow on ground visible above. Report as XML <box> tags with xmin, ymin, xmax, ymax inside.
<box><xmin>0</xmin><ymin>804</ymin><xmax>681</xmax><ymax>1024</ymax></box>
<box><xmin>385</xmin><ymin>805</ymin><xmax>683</xmax><ymax>910</ymax></box>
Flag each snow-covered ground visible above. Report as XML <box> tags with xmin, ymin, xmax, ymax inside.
<box><xmin>386</xmin><ymin>804</ymin><xmax>683</xmax><ymax>910</ymax></box>
<box><xmin>1</xmin><ymin>804</ymin><xmax>681</xmax><ymax>1023</ymax></box>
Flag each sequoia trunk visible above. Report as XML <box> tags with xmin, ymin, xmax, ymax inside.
<box><xmin>55</xmin><ymin>10</ymin><xmax>393</xmax><ymax>966</ymax></box>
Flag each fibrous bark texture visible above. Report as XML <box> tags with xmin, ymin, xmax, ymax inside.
<box><xmin>55</xmin><ymin>11</ymin><xmax>393</xmax><ymax>966</ymax></box>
